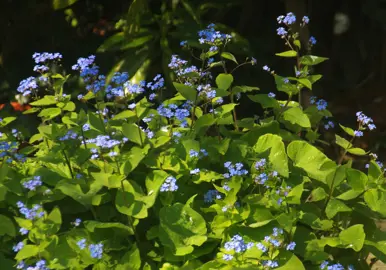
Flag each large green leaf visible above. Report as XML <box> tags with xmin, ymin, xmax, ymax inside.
<box><xmin>325</xmin><ymin>198</ymin><xmax>351</xmax><ymax>219</ymax></box>
<box><xmin>287</xmin><ymin>141</ymin><xmax>336</xmax><ymax>182</ymax></box>
<box><xmin>364</xmin><ymin>189</ymin><xmax>386</xmax><ymax>217</ymax></box>
<box><xmin>84</xmin><ymin>221</ymin><xmax>134</xmax><ymax>235</ymax></box>
<box><xmin>275</xmin><ymin>50</ymin><xmax>297</xmax><ymax>57</ymax></box>
<box><xmin>346</xmin><ymin>168</ymin><xmax>367</xmax><ymax>191</ymax></box>
<box><xmin>0</xmin><ymin>215</ymin><xmax>15</xmax><ymax>236</ymax></box>
<box><xmin>215</xmin><ymin>74</ymin><xmax>233</xmax><ymax>90</ymax></box>
<box><xmin>173</xmin><ymin>82</ymin><xmax>197</xmax><ymax>101</ymax></box>
<box><xmin>339</xmin><ymin>224</ymin><xmax>365</xmax><ymax>251</ymax></box>
<box><xmin>159</xmin><ymin>201</ymin><xmax>207</xmax><ymax>256</ymax></box>
<box><xmin>253</xmin><ymin>134</ymin><xmax>288</xmax><ymax>177</ymax></box>
<box><xmin>282</xmin><ymin>107</ymin><xmax>311</xmax><ymax>128</ymax></box>
<box><xmin>300</xmin><ymin>55</ymin><xmax>329</xmax><ymax>66</ymax></box>
<box><xmin>276</xmin><ymin>251</ymin><xmax>305</xmax><ymax>270</ymax></box>
<box><xmin>122</xmin><ymin>123</ymin><xmax>146</xmax><ymax>146</ymax></box>
<box><xmin>116</xmin><ymin>180</ymin><xmax>148</xmax><ymax>219</ymax></box>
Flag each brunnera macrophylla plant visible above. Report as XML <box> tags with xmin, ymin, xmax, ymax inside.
<box><xmin>0</xmin><ymin>13</ymin><xmax>385</xmax><ymax>270</ymax></box>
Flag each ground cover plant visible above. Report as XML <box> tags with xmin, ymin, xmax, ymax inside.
<box><xmin>1</xmin><ymin>12</ymin><xmax>386</xmax><ymax>270</ymax></box>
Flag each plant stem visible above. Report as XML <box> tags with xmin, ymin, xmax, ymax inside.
<box><xmin>62</xmin><ymin>150</ymin><xmax>74</xmax><ymax>179</ymax></box>
<box><xmin>230</xmin><ymin>93</ymin><xmax>239</xmax><ymax>131</ymax></box>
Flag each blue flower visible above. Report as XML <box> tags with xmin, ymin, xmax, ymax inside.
<box><xmin>190</xmin><ymin>168</ymin><xmax>200</xmax><ymax>175</ymax></box>
<box><xmin>251</xmin><ymin>57</ymin><xmax>257</xmax><ymax>65</ymax></box>
<box><xmin>268</xmin><ymin>92</ymin><xmax>276</xmax><ymax>98</ymax></box>
<box><xmin>302</xmin><ymin>16</ymin><xmax>310</xmax><ymax>24</ymax></box>
<box><xmin>256</xmin><ymin>242</ymin><xmax>268</xmax><ymax>252</ymax></box>
<box><xmin>204</xmin><ymin>190</ymin><xmax>222</xmax><ymax>203</ymax></box>
<box><xmin>316</xmin><ymin>99</ymin><xmax>327</xmax><ymax>110</ymax></box>
<box><xmin>263</xmin><ymin>260</ymin><xmax>279</xmax><ymax>268</ymax></box>
<box><xmin>309</xmin><ymin>36</ymin><xmax>317</xmax><ymax>45</ymax></box>
<box><xmin>255</xmin><ymin>158</ymin><xmax>266</xmax><ymax>170</ymax></box>
<box><xmin>180</xmin><ymin>40</ymin><xmax>187</xmax><ymax>47</ymax></box>
<box><xmin>224</xmin><ymin>162</ymin><xmax>248</xmax><ymax>178</ymax></box>
<box><xmin>77</xmin><ymin>238</ymin><xmax>87</xmax><ymax>250</ymax></box>
<box><xmin>277</xmin><ymin>27</ymin><xmax>288</xmax><ymax>36</ymax></box>
<box><xmin>22</xmin><ymin>176</ymin><xmax>42</xmax><ymax>191</ymax></box>
<box><xmin>283</xmin><ymin>12</ymin><xmax>296</xmax><ymax>24</ymax></box>
<box><xmin>354</xmin><ymin>130</ymin><xmax>363</xmax><ymax>137</ymax></box>
<box><xmin>17</xmin><ymin>77</ymin><xmax>38</xmax><ymax>96</ymax></box>
<box><xmin>13</xmin><ymin>241</ymin><xmax>24</xmax><ymax>252</ymax></box>
<box><xmin>89</xmin><ymin>243</ymin><xmax>103</xmax><ymax>259</ymax></box>
<box><xmin>19</xmin><ymin>228</ymin><xmax>29</xmax><ymax>235</ymax></box>
<box><xmin>160</xmin><ymin>176</ymin><xmax>178</xmax><ymax>192</ymax></box>
<box><xmin>74</xmin><ymin>218</ymin><xmax>81</xmax><ymax>227</ymax></box>
<box><xmin>286</xmin><ymin>241</ymin><xmax>296</xmax><ymax>250</ymax></box>
<box><xmin>223</xmin><ymin>254</ymin><xmax>233</xmax><ymax>261</ymax></box>
<box><xmin>263</xmin><ymin>65</ymin><xmax>270</xmax><ymax>72</ymax></box>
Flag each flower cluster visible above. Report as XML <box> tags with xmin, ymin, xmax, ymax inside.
<box><xmin>168</xmin><ymin>55</ymin><xmax>212</xmax><ymax>85</ymax></box>
<box><xmin>76</xmin><ymin>239</ymin><xmax>103</xmax><ymax>259</ymax></box>
<box><xmin>72</xmin><ymin>55</ymin><xmax>99</xmax><ymax>81</ymax></box>
<box><xmin>356</xmin><ymin>111</ymin><xmax>376</xmax><ymax>130</ymax></box>
<box><xmin>320</xmin><ymin>261</ymin><xmax>354</xmax><ymax>270</ymax></box>
<box><xmin>17</xmin><ymin>76</ymin><xmax>38</xmax><ymax>96</ymax></box>
<box><xmin>17</xmin><ymin>260</ymin><xmax>49</xmax><ymax>270</ymax></box>
<box><xmin>223</xmin><ymin>234</ymin><xmax>254</xmax><ymax>261</ymax></box>
<box><xmin>157</xmin><ymin>103</ymin><xmax>191</xmax><ymax>127</ymax></box>
<box><xmin>86</xmin><ymin>135</ymin><xmax>121</xmax><ymax>149</ymax></box>
<box><xmin>59</xmin><ymin>130</ymin><xmax>78</xmax><ymax>141</ymax></box>
<box><xmin>310</xmin><ymin>96</ymin><xmax>328</xmax><ymax>111</ymax></box>
<box><xmin>22</xmin><ymin>176</ymin><xmax>42</xmax><ymax>191</ymax></box>
<box><xmin>0</xmin><ymin>141</ymin><xmax>26</xmax><ymax>163</ymax></box>
<box><xmin>105</xmin><ymin>72</ymin><xmax>129</xmax><ymax>98</ymax></box>
<box><xmin>223</xmin><ymin>162</ymin><xmax>248</xmax><ymax>178</ymax></box>
<box><xmin>324</xmin><ymin>119</ymin><xmax>335</xmax><ymax>130</ymax></box>
<box><xmin>160</xmin><ymin>176</ymin><xmax>178</xmax><ymax>192</ymax></box>
<box><xmin>16</xmin><ymin>202</ymin><xmax>45</xmax><ymax>220</ymax></box>
<box><xmin>197</xmin><ymin>84</ymin><xmax>216</xmax><ymax>100</ymax></box>
<box><xmin>189</xmin><ymin>149</ymin><xmax>208</xmax><ymax>159</ymax></box>
<box><xmin>32</xmin><ymin>52</ymin><xmax>62</xmax><ymax>73</ymax></box>
<box><xmin>124</xmin><ymin>80</ymin><xmax>145</xmax><ymax>95</ymax></box>
<box><xmin>204</xmin><ymin>189</ymin><xmax>222</xmax><ymax>203</ymax></box>
<box><xmin>198</xmin><ymin>23</ymin><xmax>232</xmax><ymax>52</ymax></box>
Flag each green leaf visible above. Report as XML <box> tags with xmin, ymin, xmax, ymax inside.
<box><xmin>215</xmin><ymin>74</ymin><xmax>234</xmax><ymax>90</ymax></box>
<box><xmin>159</xmin><ymin>202</ymin><xmax>207</xmax><ymax>256</ymax></box>
<box><xmin>276</xmin><ymin>252</ymin><xmax>305</xmax><ymax>270</ymax></box>
<box><xmin>84</xmin><ymin>221</ymin><xmax>134</xmax><ymax>235</ymax></box>
<box><xmin>287</xmin><ymin>141</ymin><xmax>336</xmax><ymax>182</ymax></box>
<box><xmin>29</xmin><ymin>95</ymin><xmax>58</xmax><ymax>106</ymax></box>
<box><xmin>173</xmin><ymin>82</ymin><xmax>197</xmax><ymax>101</ymax></box>
<box><xmin>275</xmin><ymin>50</ymin><xmax>298</xmax><ymax>57</ymax></box>
<box><xmin>274</xmin><ymin>75</ymin><xmax>298</xmax><ymax>95</ymax></box>
<box><xmin>15</xmin><ymin>245</ymin><xmax>39</xmax><ymax>260</ymax></box>
<box><xmin>325</xmin><ymin>198</ymin><xmax>351</xmax><ymax>219</ymax></box>
<box><xmin>194</xmin><ymin>114</ymin><xmax>216</xmax><ymax>133</ymax></box>
<box><xmin>300</xmin><ymin>55</ymin><xmax>329</xmax><ymax>66</ymax></box>
<box><xmin>46</xmin><ymin>207</ymin><xmax>62</xmax><ymax>235</ymax></box>
<box><xmin>253</xmin><ymin>134</ymin><xmax>288</xmax><ymax>177</ymax></box>
<box><xmin>122</xmin><ymin>123</ymin><xmax>145</xmax><ymax>146</ymax></box>
<box><xmin>282</xmin><ymin>107</ymin><xmax>311</xmax><ymax>128</ymax></box>
<box><xmin>38</xmin><ymin>108</ymin><xmax>61</xmax><ymax>120</ymax></box>
<box><xmin>335</xmin><ymin>134</ymin><xmax>352</xmax><ymax>149</ymax></box>
<box><xmin>346</xmin><ymin>168</ymin><xmax>367</xmax><ymax>191</ymax></box>
<box><xmin>52</xmin><ymin>0</ymin><xmax>79</xmax><ymax>9</ymax></box>
<box><xmin>112</xmin><ymin>110</ymin><xmax>136</xmax><ymax>120</ymax></box>
<box><xmin>117</xmin><ymin>243</ymin><xmax>141</xmax><ymax>270</ymax></box>
<box><xmin>0</xmin><ymin>215</ymin><xmax>15</xmax><ymax>236</ymax></box>
<box><xmin>307</xmin><ymin>187</ymin><xmax>327</xmax><ymax>202</ymax></box>
<box><xmin>326</xmin><ymin>165</ymin><xmax>347</xmax><ymax>189</ymax></box>
<box><xmin>221</xmin><ymin>52</ymin><xmax>238</xmax><ymax>64</ymax></box>
<box><xmin>339</xmin><ymin>124</ymin><xmax>355</xmax><ymax>137</ymax></box>
<box><xmin>248</xmin><ymin>94</ymin><xmax>279</xmax><ymax>109</ymax></box>
<box><xmin>346</xmin><ymin>148</ymin><xmax>367</xmax><ymax>156</ymax></box>
<box><xmin>232</xmin><ymin>85</ymin><xmax>259</xmax><ymax>94</ymax></box>
<box><xmin>339</xmin><ymin>224</ymin><xmax>365</xmax><ymax>251</ymax></box>
<box><xmin>23</xmin><ymin>107</ymin><xmax>40</xmax><ymax>114</ymax></box>
<box><xmin>116</xmin><ymin>181</ymin><xmax>148</xmax><ymax>219</ymax></box>
<box><xmin>121</xmin><ymin>145</ymin><xmax>150</xmax><ymax>176</ymax></box>
<box><xmin>88</xmin><ymin>112</ymin><xmax>105</xmax><ymax>133</ymax></box>
<box><xmin>364</xmin><ymin>189</ymin><xmax>386</xmax><ymax>216</ymax></box>
<box><xmin>298</xmin><ymin>78</ymin><xmax>312</xmax><ymax>90</ymax></box>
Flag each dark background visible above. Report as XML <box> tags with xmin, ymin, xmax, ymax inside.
<box><xmin>1</xmin><ymin>0</ymin><xmax>386</xmax><ymax>152</ymax></box>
